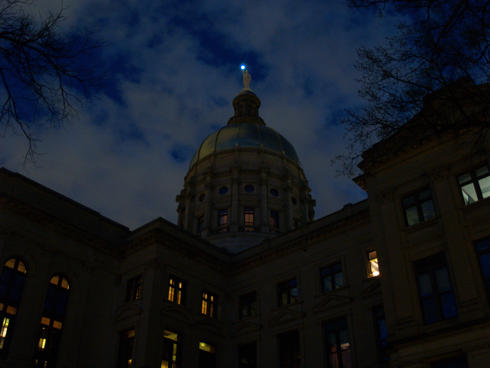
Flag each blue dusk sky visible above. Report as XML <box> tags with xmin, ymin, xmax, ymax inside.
<box><xmin>1</xmin><ymin>0</ymin><xmax>401</xmax><ymax>229</ymax></box>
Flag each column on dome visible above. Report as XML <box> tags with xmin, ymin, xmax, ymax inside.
<box><xmin>259</xmin><ymin>169</ymin><xmax>268</xmax><ymax>232</ymax></box>
<box><xmin>230</xmin><ymin>168</ymin><xmax>239</xmax><ymax>232</ymax></box>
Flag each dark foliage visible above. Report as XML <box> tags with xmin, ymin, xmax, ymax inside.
<box><xmin>340</xmin><ymin>0</ymin><xmax>490</xmax><ymax>175</ymax></box>
<box><xmin>0</xmin><ymin>0</ymin><xmax>99</xmax><ymax>160</ymax></box>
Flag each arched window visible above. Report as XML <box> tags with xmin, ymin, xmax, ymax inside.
<box><xmin>34</xmin><ymin>274</ymin><xmax>70</xmax><ymax>368</ymax></box>
<box><xmin>0</xmin><ymin>257</ymin><xmax>27</xmax><ymax>357</ymax></box>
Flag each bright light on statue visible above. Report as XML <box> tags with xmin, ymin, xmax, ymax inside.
<box><xmin>240</xmin><ymin>64</ymin><xmax>246</xmax><ymax>70</ymax></box>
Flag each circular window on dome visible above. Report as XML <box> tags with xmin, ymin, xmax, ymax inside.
<box><xmin>244</xmin><ymin>184</ymin><xmax>255</xmax><ymax>193</ymax></box>
<box><xmin>199</xmin><ymin>193</ymin><xmax>205</xmax><ymax>202</ymax></box>
<box><xmin>219</xmin><ymin>186</ymin><xmax>228</xmax><ymax>195</ymax></box>
<box><xmin>291</xmin><ymin>197</ymin><xmax>297</xmax><ymax>205</ymax></box>
<box><xmin>270</xmin><ymin>188</ymin><xmax>279</xmax><ymax>197</ymax></box>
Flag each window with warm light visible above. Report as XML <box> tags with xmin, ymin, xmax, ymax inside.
<box><xmin>277</xmin><ymin>278</ymin><xmax>298</xmax><ymax>306</ymax></box>
<box><xmin>198</xmin><ymin>341</ymin><xmax>216</xmax><ymax>368</ymax></box>
<box><xmin>243</xmin><ymin>208</ymin><xmax>255</xmax><ymax>232</ymax></box>
<box><xmin>457</xmin><ymin>165</ymin><xmax>490</xmax><ymax>205</ymax></box>
<box><xmin>167</xmin><ymin>275</ymin><xmax>185</xmax><ymax>305</ymax></box>
<box><xmin>161</xmin><ymin>330</ymin><xmax>180</xmax><ymax>368</ymax></box>
<box><xmin>33</xmin><ymin>274</ymin><xmax>70</xmax><ymax>368</ymax></box>
<box><xmin>367</xmin><ymin>251</ymin><xmax>380</xmax><ymax>278</ymax></box>
<box><xmin>117</xmin><ymin>329</ymin><xmax>135</xmax><ymax>368</ymax></box>
<box><xmin>126</xmin><ymin>275</ymin><xmax>143</xmax><ymax>302</ymax></box>
<box><xmin>0</xmin><ymin>258</ymin><xmax>27</xmax><ymax>358</ymax></box>
<box><xmin>324</xmin><ymin>317</ymin><xmax>352</xmax><ymax>368</ymax></box>
<box><xmin>201</xmin><ymin>291</ymin><xmax>217</xmax><ymax>318</ymax></box>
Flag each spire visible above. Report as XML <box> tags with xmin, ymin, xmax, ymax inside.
<box><xmin>227</xmin><ymin>67</ymin><xmax>265</xmax><ymax>126</ymax></box>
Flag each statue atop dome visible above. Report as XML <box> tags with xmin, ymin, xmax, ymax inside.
<box><xmin>242</xmin><ymin>69</ymin><xmax>252</xmax><ymax>90</ymax></box>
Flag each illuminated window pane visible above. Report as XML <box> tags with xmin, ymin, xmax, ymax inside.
<box><xmin>320</xmin><ymin>262</ymin><xmax>344</xmax><ymax>292</ymax></box>
<box><xmin>458</xmin><ymin>165</ymin><xmax>490</xmax><ymax>205</ymax></box>
<box><xmin>402</xmin><ymin>188</ymin><xmax>436</xmax><ymax>226</ymax></box>
<box><xmin>4</xmin><ymin>259</ymin><xmax>15</xmax><ymax>269</ymax></box>
<box><xmin>199</xmin><ymin>342</ymin><xmax>216</xmax><ymax>353</ymax></box>
<box><xmin>324</xmin><ymin>317</ymin><xmax>351</xmax><ymax>368</ymax></box>
<box><xmin>243</xmin><ymin>208</ymin><xmax>255</xmax><ymax>232</ymax></box>
<box><xmin>162</xmin><ymin>330</ymin><xmax>180</xmax><ymax>368</ymax></box>
<box><xmin>117</xmin><ymin>329</ymin><xmax>135</xmax><ymax>368</ymax></box>
<box><xmin>168</xmin><ymin>276</ymin><xmax>185</xmax><ymax>305</ymax></box>
<box><xmin>218</xmin><ymin>209</ymin><xmax>229</xmax><ymax>232</ymax></box>
<box><xmin>126</xmin><ymin>275</ymin><xmax>143</xmax><ymax>302</ymax></box>
<box><xmin>368</xmin><ymin>251</ymin><xmax>380</xmax><ymax>278</ymax></box>
<box><xmin>201</xmin><ymin>291</ymin><xmax>217</xmax><ymax>318</ymax></box>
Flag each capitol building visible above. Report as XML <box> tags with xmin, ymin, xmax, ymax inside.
<box><xmin>0</xmin><ymin>74</ymin><xmax>489</xmax><ymax>368</ymax></box>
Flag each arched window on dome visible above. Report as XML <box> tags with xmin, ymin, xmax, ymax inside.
<box><xmin>0</xmin><ymin>257</ymin><xmax>27</xmax><ymax>357</ymax></box>
<box><xmin>34</xmin><ymin>274</ymin><xmax>70</xmax><ymax>368</ymax></box>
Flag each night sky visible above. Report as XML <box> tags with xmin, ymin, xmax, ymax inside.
<box><xmin>1</xmin><ymin>0</ymin><xmax>401</xmax><ymax>229</ymax></box>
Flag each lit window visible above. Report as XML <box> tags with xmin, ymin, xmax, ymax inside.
<box><xmin>277</xmin><ymin>278</ymin><xmax>298</xmax><ymax>306</ymax></box>
<box><xmin>368</xmin><ymin>251</ymin><xmax>380</xmax><ymax>278</ymax></box>
<box><xmin>243</xmin><ymin>208</ymin><xmax>255</xmax><ymax>232</ymax></box>
<box><xmin>0</xmin><ymin>258</ymin><xmax>27</xmax><ymax>358</ymax></box>
<box><xmin>168</xmin><ymin>276</ymin><xmax>185</xmax><ymax>305</ymax></box>
<box><xmin>324</xmin><ymin>317</ymin><xmax>352</xmax><ymax>368</ymax></box>
<box><xmin>474</xmin><ymin>237</ymin><xmax>490</xmax><ymax>303</ymax></box>
<box><xmin>33</xmin><ymin>275</ymin><xmax>70</xmax><ymax>368</ymax></box>
<box><xmin>126</xmin><ymin>275</ymin><xmax>143</xmax><ymax>302</ymax></box>
<box><xmin>238</xmin><ymin>342</ymin><xmax>257</xmax><ymax>368</ymax></box>
<box><xmin>458</xmin><ymin>165</ymin><xmax>489</xmax><ymax>205</ymax></box>
<box><xmin>198</xmin><ymin>341</ymin><xmax>216</xmax><ymax>368</ymax></box>
<box><xmin>402</xmin><ymin>188</ymin><xmax>435</xmax><ymax>226</ymax></box>
<box><xmin>116</xmin><ymin>329</ymin><xmax>135</xmax><ymax>368</ymax></box>
<box><xmin>320</xmin><ymin>262</ymin><xmax>344</xmax><ymax>292</ymax></box>
<box><xmin>239</xmin><ymin>292</ymin><xmax>257</xmax><ymax>319</ymax></box>
<box><xmin>217</xmin><ymin>209</ymin><xmax>229</xmax><ymax>232</ymax></box>
<box><xmin>201</xmin><ymin>291</ymin><xmax>217</xmax><ymax>318</ymax></box>
<box><xmin>269</xmin><ymin>210</ymin><xmax>280</xmax><ymax>231</ymax></box>
<box><xmin>415</xmin><ymin>253</ymin><xmax>457</xmax><ymax>324</ymax></box>
<box><xmin>162</xmin><ymin>330</ymin><xmax>180</xmax><ymax>368</ymax></box>
<box><xmin>278</xmin><ymin>330</ymin><xmax>300</xmax><ymax>368</ymax></box>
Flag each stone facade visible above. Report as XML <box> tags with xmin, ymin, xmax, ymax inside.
<box><xmin>0</xmin><ymin>84</ymin><xmax>488</xmax><ymax>368</ymax></box>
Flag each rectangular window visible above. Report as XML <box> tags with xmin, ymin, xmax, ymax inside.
<box><xmin>243</xmin><ymin>208</ymin><xmax>255</xmax><ymax>232</ymax></box>
<box><xmin>458</xmin><ymin>164</ymin><xmax>490</xmax><ymax>205</ymax></box>
<box><xmin>217</xmin><ymin>209</ymin><xmax>229</xmax><ymax>232</ymax></box>
<box><xmin>474</xmin><ymin>237</ymin><xmax>490</xmax><ymax>302</ymax></box>
<box><xmin>367</xmin><ymin>250</ymin><xmax>380</xmax><ymax>278</ymax></box>
<box><xmin>162</xmin><ymin>330</ymin><xmax>180</xmax><ymax>368</ymax></box>
<box><xmin>126</xmin><ymin>275</ymin><xmax>143</xmax><ymax>302</ymax></box>
<box><xmin>415</xmin><ymin>253</ymin><xmax>457</xmax><ymax>324</ymax></box>
<box><xmin>198</xmin><ymin>342</ymin><xmax>216</xmax><ymax>368</ymax></box>
<box><xmin>238</xmin><ymin>342</ymin><xmax>257</xmax><ymax>368</ymax></box>
<box><xmin>201</xmin><ymin>291</ymin><xmax>217</xmax><ymax>318</ymax></box>
<box><xmin>277</xmin><ymin>278</ymin><xmax>298</xmax><ymax>306</ymax></box>
<box><xmin>239</xmin><ymin>291</ymin><xmax>257</xmax><ymax>319</ymax></box>
<box><xmin>278</xmin><ymin>330</ymin><xmax>301</xmax><ymax>368</ymax></box>
<box><xmin>402</xmin><ymin>188</ymin><xmax>435</xmax><ymax>226</ymax></box>
<box><xmin>167</xmin><ymin>275</ymin><xmax>185</xmax><ymax>305</ymax></box>
<box><xmin>269</xmin><ymin>210</ymin><xmax>280</xmax><ymax>231</ymax></box>
<box><xmin>323</xmin><ymin>317</ymin><xmax>352</xmax><ymax>368</ymax></box>
<box><xmin>372</xmin><ymin>306</ymin><xmax>388</xmax><ymax>365</ymax></box>
<box><xmin>116</xmin><ymin>329</ymin><xmax>135</xmax><ymax>368</ymax></box>
<box><xmin>320</xmin><ymin>262</ymin><xmax>344</xmax><ymax>292</ymax></box>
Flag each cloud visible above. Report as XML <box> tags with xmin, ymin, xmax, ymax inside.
<box><xmin>1</xmin><ymin>0</ymin><xmax>400</xmax><ymax>228</ymax></box>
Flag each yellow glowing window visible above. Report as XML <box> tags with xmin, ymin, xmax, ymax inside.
<box><xmin>5</xmin><ymin>305</ymin><xmax>16</xmax><ymax>315</ymax></box>
<box><xmin>41</xmin><ymin>317</ymin><xmax>50</xmax><ymax>326</ymax></box>
<box><xmin>50</xmin><ymin>275</ymin><xmax>59</xmax><ymax>286</ymax></box>
<box><xmin>201</xmin><ymin>291</ymin><xmax>217</xmax><ymax>318</ymax></box>
<box><xmin>0</xmin><ymin>303</ymin><xmax>3</xmax><ymax>312</ymax></box>
<box><xmin>52</xmin><ymin>320</ymin><xmax>63</xmax><ymax>330</ymax></box>
<box><xmin>199</xmin><ymin>342</ymin><xmax>216</xmax><ymax>353</ymax></box>
<box><xmin>163</xmin><ymin>330</ymin><xmax>178</xmax><ymax>342</ymax></box>
<box><xmin>61</xmin><ymin>278</ymin><xmax>70</xmax><ymax>290</ymax></box>
<box><xmin>4</xmin><ymin>259</ymin><xmax>15</xmax><ymax>269</ymax></box>
<box><xmin>168</xmin><ymin>276</ymin><xmax>184</xmax><ymax>305</ymax></box>
<box><xmin>38</xmin><ymin>337</ymin><xmax>47</xmax><ymax>350</ymax></box>
<box><xmin>0</xmin><ymin>317</ymin><xmax>10</xmax><ymax>338</ymax></box>
<box><xmin>368</xmin><ymin>250</ymin><xmax>380</xmax><ymax>278</ymax></box>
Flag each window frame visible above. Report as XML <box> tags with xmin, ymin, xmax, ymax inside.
<box><xmin>217</xmin><ymin>209</ymin><xmax>229</xmax><ymax>232</ymax></box>
<box><xmin>457</xmin><ymin>164</ymin><xmax>490</xmax><ymax>205</ymax></box>
<box><xmin>414</xmin><ymin>253</ymin><xmax>458</xmax><ymax>324</ymax></box>
<box><xmin>116</xmin><ymin>328</ymin><xmax>136</xmax><ymax>368</ymax></box>
<box><xmin>277</xmin><ymin>278</ymin><xmax>299</xmax><ymax>307</ymax></box>
<box><xmin>243</xmin><ymin>207</ymin><xmax>255</xmax><ymax>232</ymax></box>
<box><xmin>323</xmin><ymin>316</ymin><xmax>352</xmax><ymax>368</ymax></box>
<box><xmin>201</xmin><ymin>290</ymin><xmax>218</xmax><ymax>319</ymax></box>
<box><xmin>126</xmin><ymin>274</ymin><xmax>143</xmax><ymax>302</ymax></box>
<box><xmin>320</xmin><ymin>262</ymin><xmax>344</xmax><ymax>293</ymax></box>
<box><xmin>162</xmin><ymin>329</ymin><xmax>181</xmax><ymax>368</ymax></box>
<box><xmin>367</xmin><ymin>250</ymin><xmax>380</xmax><ymax>278</ymax></box>
<box><xmin>401</xmin><ymin>187</ymin><xmax>436</xmax><ymax>226</ymax></box>
<box><xmin>167</xmin><ymin>275</ymin><xmax>185</xmax><ymax>306</ymax></box>
<box><xmin>238</xmin><ymin>291</ymin><xmax>257</xmax><ymax>319</ymax></box>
